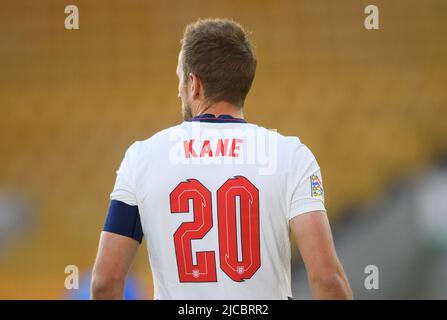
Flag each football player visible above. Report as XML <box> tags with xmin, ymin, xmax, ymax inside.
<box><xmin>91</xmin><ymin>18</ymin><xmax>352</xmax><ymax>300</ymax></box>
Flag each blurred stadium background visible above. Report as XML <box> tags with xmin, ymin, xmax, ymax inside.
<box><xmin>0</xmin><ymin>0</ymin><xmax>446</xmax><ymax>299</ymax></box>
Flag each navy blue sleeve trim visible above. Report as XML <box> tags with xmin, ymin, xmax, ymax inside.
<box><xmin>103</xmin><ymin>200</ymin><xmax>144</xmax><ymax>243</ymax></box>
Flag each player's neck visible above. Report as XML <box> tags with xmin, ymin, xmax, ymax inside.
<box><xmin>194</xmin><ymin>101</ymin><xmax>244</xmax><ymax>119</ymax></box>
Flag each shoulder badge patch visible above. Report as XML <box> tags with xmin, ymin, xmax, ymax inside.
<box><xmin>310</xmin><ymin>174</ymin><xmax>324</xmax><ymax>198</ymax></box>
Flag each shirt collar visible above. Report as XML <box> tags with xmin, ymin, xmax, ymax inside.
<box><xmin>189</xmin><ymin>113</ymin><xmax>247</xmax><ymax>123</ymax></box>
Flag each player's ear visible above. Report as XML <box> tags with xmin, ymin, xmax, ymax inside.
<box><xmin>189</xmin><ymin>73</ymin><xmax>201</xmax><ymax>99</ymax></box>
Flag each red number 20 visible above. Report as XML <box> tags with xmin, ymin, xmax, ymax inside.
<box><xmin>169</xmin><ymin>176</ymin><xmax>260</xmax><ymax>283</ymax></box>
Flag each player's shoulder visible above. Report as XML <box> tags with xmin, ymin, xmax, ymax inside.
<box><xmin>123</xmin><ymin>122</ymin><xmax>311</xmax><ymax>159</ymax></box>
<box><xmin>253</xmin><ymin>124</ymin><xmax>317</xmax><ymax>167</ymax></box>
<box><xmin>253</xmin><ymin>124</ymin><xmax>305</xmax><ymax>150</ymax></box>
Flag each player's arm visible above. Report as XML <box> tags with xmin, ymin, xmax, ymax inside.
<box><xmin>91</xmin><ymin>231</ymin><xmax>139</xmax><ymax>299</ymax></box>
<box><xmin>290</xmin><ymin>211</ymin><xmax>353</xmax><ymax>300</ymax></box>
<box><xmin>91</xmin><ymin>198</ymin><xmax>144</xmax><ymax>299</ymax></box>
<box><xmin>92</xmin><ymin>142</ymin><xmax>143</xmax><ymax>299</ymax></box>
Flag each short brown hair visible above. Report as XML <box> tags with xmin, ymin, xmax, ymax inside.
<box><xmin>181</xmin><ymin>18</ymin><xmax>257</xmax><ymax>107</ymax></box>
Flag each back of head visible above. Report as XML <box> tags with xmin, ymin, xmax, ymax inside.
<box><xmin>181</xmin><ymin>18</ymin><xmax>257</xmax><ymax>107</ymax></box>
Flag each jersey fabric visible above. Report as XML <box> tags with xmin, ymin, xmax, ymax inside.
<box><xmin>107</xmin><ymin>114</ymin><xmax>326</xmax><ymax>299</ymax></box>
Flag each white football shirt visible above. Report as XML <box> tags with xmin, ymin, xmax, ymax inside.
<box><xmin>110</xmin><ymin>115</ymin><xmax>326</xmax><ymax>299</ymax></box>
